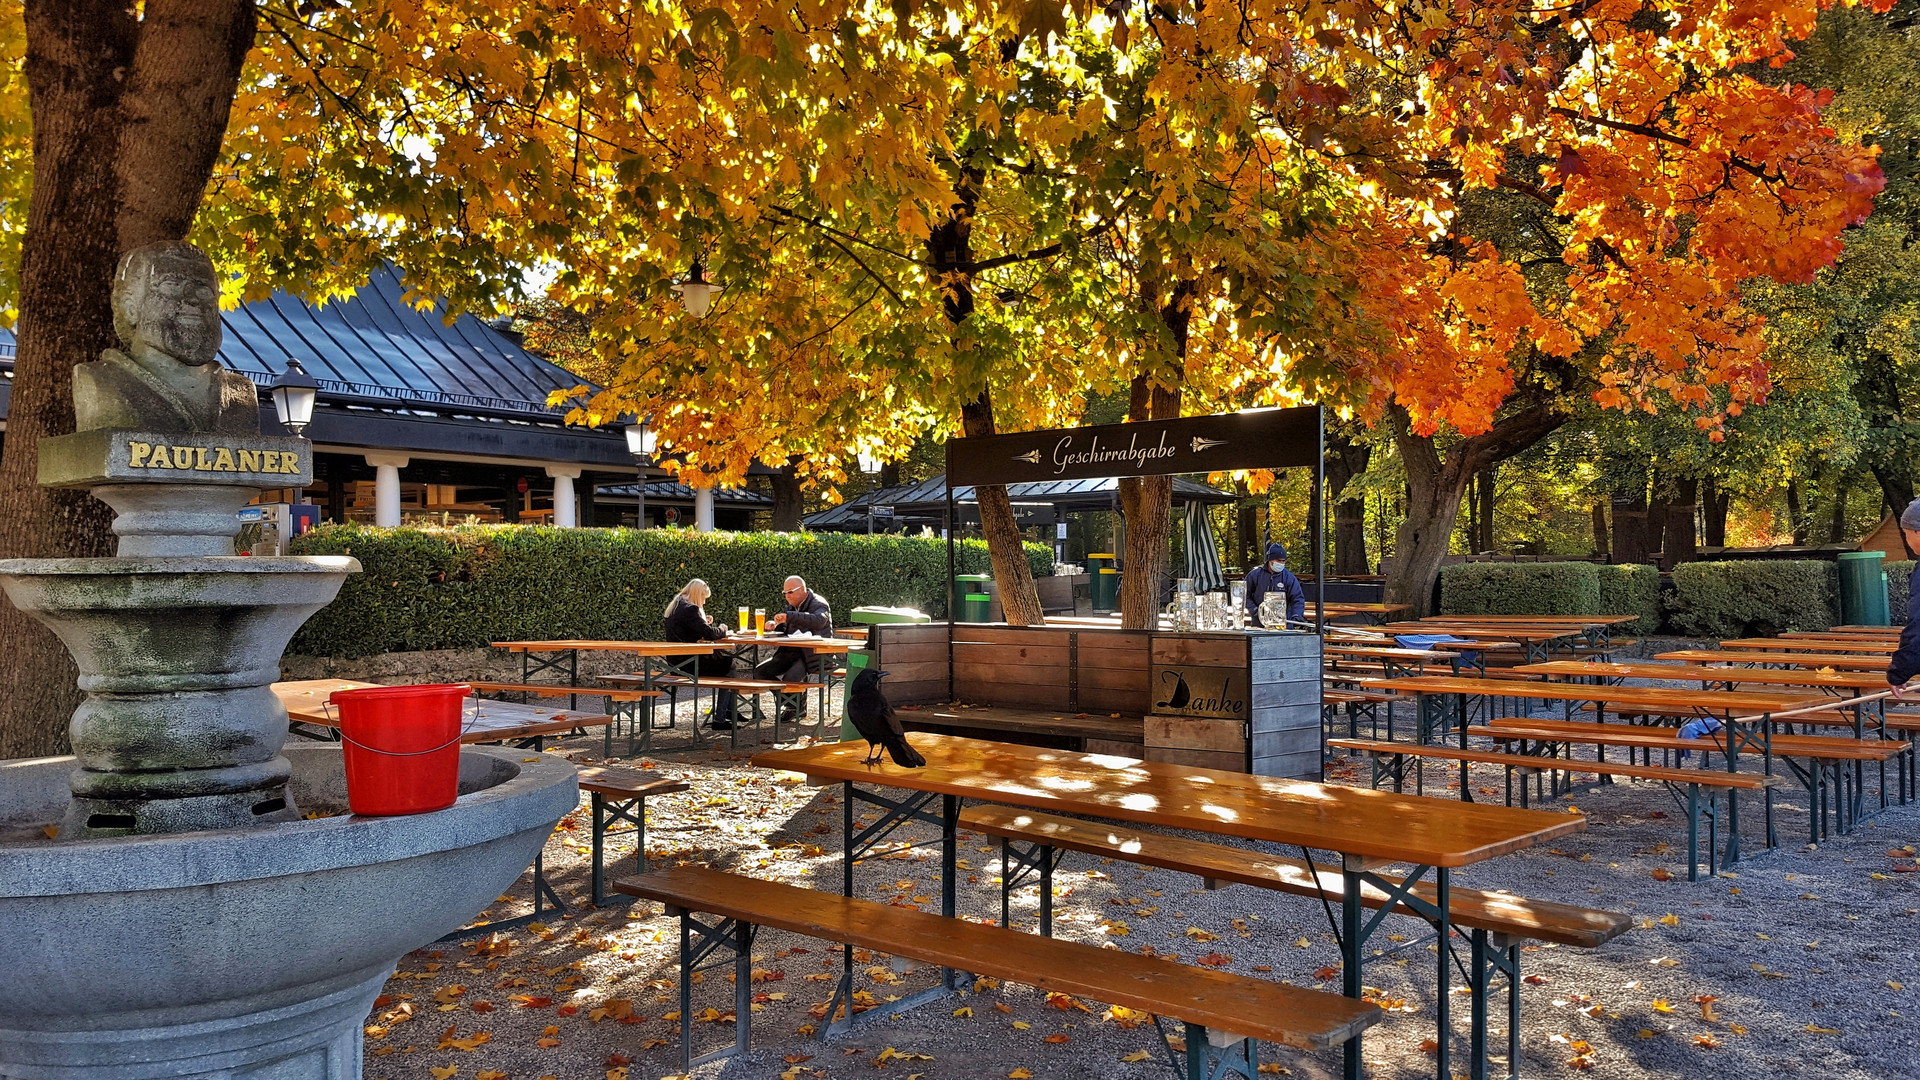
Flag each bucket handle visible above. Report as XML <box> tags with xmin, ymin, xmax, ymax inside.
<box><xmin>323</xmin><ymin>692</ymin><xmax>485</xmax><ymax>757</ymax></box>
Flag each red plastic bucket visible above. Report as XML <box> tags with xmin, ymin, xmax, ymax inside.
<box><xmin>329</xmin><ymin>684</ymin><xmax>472</xmax><ymax>816</ymax></box>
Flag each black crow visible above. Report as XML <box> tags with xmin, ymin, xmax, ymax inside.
<box><xmin>846</xmin><ymin>668</ymin><xmax>925</xmax><ymax>768</ymax></box>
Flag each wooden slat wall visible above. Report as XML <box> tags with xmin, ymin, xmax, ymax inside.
<box><xmin>872</xmin><ymin>623</ymin><xmax>950</xmax><ymax>705</ymax></box>
<box><xmin>949</xmin><ymin>626</ymin><xmax>1151</xmax><ymax>714</ymax></box>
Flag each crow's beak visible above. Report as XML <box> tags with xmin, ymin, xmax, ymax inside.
<box><xmin>877</xmin><ymin>670</ymin><xmax>891</xmax><ymax>678</ymax></box>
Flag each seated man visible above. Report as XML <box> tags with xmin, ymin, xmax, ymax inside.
<box><xmin>1243</xmin><ymin>541</ymin><xmax>1305</xmax><ymax>629</ymax></box>
<box><xmin>754</xmin><ymin>576</ymin><xmax>834</xmax><ymax>722</ymax></box>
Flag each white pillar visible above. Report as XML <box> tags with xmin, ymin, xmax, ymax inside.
<box><xmin>546</xmin><ymin>466</ymin><xmax>581</xmax><ymax>528</ymax></box>
<box><xmin>694</xmin><ymin>487</ymin><xmax>716</xmax><ymax>532</ymax></box>
<box><xmin>366</xmin><ymin>454</ymin><xmax>409</xmax><ymax>527</ymax></box>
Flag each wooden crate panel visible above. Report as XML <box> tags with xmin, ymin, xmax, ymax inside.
<box><xmin>954</xmin><ymin>627</ymin><xmax>1081</xmax><ymax>648</ymax></box>
<box><xmin>1147</xmin><ymin>663</ymin><xmax>1250</xmax><ymax>720</ymax></box>
<box><xmin>886</xmin><ymin>679</ymin><xmax>947</xmax><ymax>705</ymax></box>
<box><xmin>1252</xmin><ymin>726</ymin><xmax>1320</xmax><ymax>759</ymax></box>
<box><xmin>1077</xmin><ymin>665</ymin><xmax>1150</xmax><ymax>692</ymax></box>
<box><xmin>876</xmin><ymin>641</ymin><xmax>951</xmax><ymax>665</ymax></box>
<box><xmin>1073</xmin><ymin>629</ymin><xmax>1152</xmax><ymax>651</ymax></box>
<box><xmin>1250</xmin><ymin>703</ymin><xmax>1321</xmax><ymax>742</ymax></box>
<box><xmin>1249</xmin><ymin>654</ymin><xmax>1323</xmax><ymax>685</ymax></box>
<box><xmin>1078</xmin><ymin>686</ymin><xmax>1149</xmax><ymax>715</ymax></box>
<box><xmin>952</xmin><ymin>642</ymin><xmax>1070</xmax><ymax>667</ymax></box>
<box><xmin>1144</xmin><ymin>745</ymin><xmax>1248</xmax><ymax>772</ymax></box>
<box><xmin>1151</xmin><ymin>635</ymin><xmax>1248</xmax><ymax>667</ymax></box>
<box><xmin>1250</xmin><ymin>680</ymin><xmax>1320</xmax><ymax>708</ymax></box>
<box><xmin>1085</xmin><ymin>738</ymin><xmax>1145</xmax><ymax>756</ymax></box>
<box><xmin>1145</xmin><ymin>715</ymin><xmax>1248</xmax><ymax>753</ymax></box>
<box><xmin>1077</xmin><ymin>646</ymin><xmax>1151</xmax><ymax>671</ymax></box>
<box><xmin>963</xmin><ymin>682</ymin><xmax>1073</xmax><ymax>710</ymax></box>
<box><xmin>1252</xmin><ymin>750</ymin><xmax>1319</xmax><ymax>780</ymax></box>
<box><xmin>875</xmin><ymin>660</ymin><xmax>947</xmax><ymax>685</ymax></box>
<box><xmin>874</xmin><ymin>624</ymin><xmax>948</xmax><ymax>648</ymax></box>
<box><xmin>1250</xmin><ymin>633</ymin><xmax>1324</xmax><ymax>662</ymax></box>
<box><xmin>953</xmin><ymin>662</ymin><xmax>1071</xmax><ymax>690</ymax></box>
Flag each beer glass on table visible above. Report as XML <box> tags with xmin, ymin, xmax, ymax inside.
<box><xmin>754</xmin><ymin>607</ymin><xmax>767</xmax><ymax>634</ymax></box>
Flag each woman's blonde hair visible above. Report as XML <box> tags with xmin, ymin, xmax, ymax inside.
<box><xmin>665</xmin><ymin>578</ymin><xmax>710</xmax><ymax>618</ymax></box>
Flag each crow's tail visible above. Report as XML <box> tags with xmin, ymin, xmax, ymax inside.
<box><xmin>884</xmin><ymin>733</ymin><xmax>926</xmax><ymax>769</ymax></box>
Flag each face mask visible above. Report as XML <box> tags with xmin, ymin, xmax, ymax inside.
<box><xmin>1269</xmin><ymin>561</ymin><xmax>1285</xmax><ymax>573</ymax></box>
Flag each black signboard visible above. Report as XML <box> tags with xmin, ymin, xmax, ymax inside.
<box><xmin>947</xmin><ymin>406</ymin><xmax>1322</xmax><ymax>487</ymax></box>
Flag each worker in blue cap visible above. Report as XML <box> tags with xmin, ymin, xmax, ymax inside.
<box><xmin>1243</xmin><ymin>541</ymin><xmax>1305</xmax><ymax>629</ymax></box>
<box><xmin>1889</xmin><ymin>500</ymin><xmax>1920</xmax><ymax>695</ymax></box>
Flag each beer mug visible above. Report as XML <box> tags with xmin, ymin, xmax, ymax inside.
<box><xmin>754</xmin><ymin>607</ymin><xmax>767</xmax><ymax>634</ymax></box>
<box><xmin>737</xmin><ymin>606</ymin><xmax>750</xmax><ymax>632</ymax></box>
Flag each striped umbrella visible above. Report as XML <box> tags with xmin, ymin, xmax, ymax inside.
<box><xmin>1183</xmin><ymin>506</ymin><xmax>1228</xmax><ymax>594</ymax></box>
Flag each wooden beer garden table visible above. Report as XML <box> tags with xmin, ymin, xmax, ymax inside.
<box><xmin>1717</xmin><ymin>637</ymin><xmax>1901</xmax><ymax>654</ymax></box>
<box><xmin>749</xmin><ymin>734</ymin><xmax>1584</xmax><ymax>1080</ymax></box>
<box><xmin>1321</xmin><ymin>601</ymin><xmax>1411</xmax><ymax>624</ymax></box>
<box><xmin>492</xmin><ymin>639</ymin><xmax>735</xmax><ymax>746</ymax></box>
<box><xmin>1654</xmin><ymin>649</ymin><xmax>1892</xmax><ymax>671</ymax></box>
<box><xmin>1515</xmin><ymin>660</ymin><xmax>1893</xmax><ymax>695</ymax></box>
<box><xmin>1375</xmin><ymin>623</ymin><xmax>1590</xmax><ymax>662</ymax></box>
<box><xmin>273</xmin><ymin>678</ymin><xmax>613</xmax><ymax>750</ymax></box>
<box><xmin>1417</xmin><ymin>614</ymin><xmax>1641</xmax><ymax>646</ymax></box>
<box><xmin>718</xmin><ymin>632</ymin><xmax>861</xmax><ymax>727</ymax></box>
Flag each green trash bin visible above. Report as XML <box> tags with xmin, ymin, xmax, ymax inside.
<box><xmin>1837</xmin><ymin>551</ymin><xmax>1891</xmax><ymax>626</ymax></box>
<box><xmin>843</xmin><ymin>606</ymin><xmax>933</xmax><ymax>740</ymax></box>
<box><xmin>1092</xmin><ymin>567</ymin><xmax>1120</xmax><ymax>613</ymax></box>
<box><xmin>960</xmin><ymin>592</ymin><xmax>993</xmax><ymax>623</ymax></box>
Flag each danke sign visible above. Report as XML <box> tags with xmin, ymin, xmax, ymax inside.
<box><xmin>947</xmin><ymin>406</ymin><xmax>1321</xmax><ymax>487</ymax></box>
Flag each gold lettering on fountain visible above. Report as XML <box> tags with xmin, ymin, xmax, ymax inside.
<box><xmin>121</xmin><ymin>442</ymin><xmax>302</xmax><ymax>475</ymax></box>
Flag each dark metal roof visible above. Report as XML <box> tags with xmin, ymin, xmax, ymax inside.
<box><xmin>597</xmin><ymin>479</ymin><xmax>773</xmax><ymax>506</ymax></box>
<box><xmin>802</xmin><ymin>472</ymin><xmax>1237</xmax><ymax>530</ymax></box>
<box><xmin>0</xmin><ymin>265</ymin><xmax>591</xmax><ymax>424</ymax></box>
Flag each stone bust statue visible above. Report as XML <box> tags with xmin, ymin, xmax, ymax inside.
<box><xmin>73</xmin><ymin>241</ymin><xmax>260</xmax><ymax>435</ymax></box>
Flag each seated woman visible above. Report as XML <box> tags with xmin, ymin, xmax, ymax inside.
<box><xmin>663</xmin><ymin>579</ymin><xmax>740</xmax><ymax>729</ymax></box>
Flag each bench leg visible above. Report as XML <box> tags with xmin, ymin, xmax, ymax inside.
<box><xmin>1469</xmin><ymin>930</ymin><xmax>1521</xmax><ymax>1080</ymax></box>
<box><xmin>998</xmin><ymin>837</ymin><xmax>1060</xmax><ymax>936</ymax></box>
<box><xmin>672</xmin><ymin>909</ymin><xmax>755</xmax><ymax>1071</ymax></box>
<box><xmin>1176</xmin><ymin>1022</ymin><xmax>1258</xmax><ymax>1080</ymax></box>
<box><xmin>590</xmin><ymin>793</ymin><xmax>648</xmax><ymax>907</ymax></box>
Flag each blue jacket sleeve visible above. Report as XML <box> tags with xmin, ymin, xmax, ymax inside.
<box><xmin>1282</xmin><ymin>569</ymin><xmax>1305</xmax><ymax>624</ymax></box>
<box><xmin>1890</xmin><ymin>613</ymin><xmax>1920</xmax><ymax>686</ymax></box>
<box><xmin>1243</xmin><ymin>567</ymin><xmax>1268</xmax><ymax>627</ymax></box>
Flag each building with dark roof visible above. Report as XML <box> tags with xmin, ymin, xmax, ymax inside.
<box><xmin>0</xmin><ymin>266</ymin><xmax>768</xmax><ymax>529</ymax></box>
<box><xmin>804</xmin><ymin>473</ymin><xmax>1237</xmax><ymax>534</ymax></box>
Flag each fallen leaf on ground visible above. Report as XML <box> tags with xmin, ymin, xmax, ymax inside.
<box><xmin>1122</xmin><ymin>1050</ymin><xmax>1152</xmax><ymax>1062</ymax></box>
<box><xmin>1010</xmin><ymin>1070</ymin><xmax>1033</xmax><ymax>1079</ymax></box>
<box><xmin>430</xmin><ymin>1068</ymin><xmax>457</xmax><ymax>1080</ymax></box>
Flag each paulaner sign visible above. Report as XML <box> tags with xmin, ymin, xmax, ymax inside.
<box><xmin>38</xmin><ymin>428</ymin><xmax>315</xmax><ymax>489</ymax></box>
<box><xmin>948</xmin><ymin>406</ymin><xmax>1322</xmax><ymax>487</ymax></box>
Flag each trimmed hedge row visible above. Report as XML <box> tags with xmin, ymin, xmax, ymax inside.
<box><xmin>288</xmin><ymin>525</ymin><xmax>1053</xmax><ymax>658</ymax></box>
<box><xmin>1440</xmin><ymin>559</ymin><xmax>1837</xmax><ymax>637</ymax></box>
<box><xmin>1890</xmin><ymin>561</ymin><xmax>1914</xmax><ymax>624</ymax></box>
<box><xmin>1665</xmin><ymin>560</ymin><xmax>1839</xmax><ymax>638</ymax></box>
<box><xmin>1440</xmin><ymin>562</ymin><xmax>1600</xmax><ymax>617</ymax></box>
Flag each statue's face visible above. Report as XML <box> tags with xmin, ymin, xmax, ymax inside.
<box><xmin>132</xmin><ymin>258</ymin><xmax>221</xmax><ymax>365</ymax></box>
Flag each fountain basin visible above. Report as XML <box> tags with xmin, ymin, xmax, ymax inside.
<box><xmin>0</xmin><ymin>743</ymin><xmax>577</xmax><ymax>1079</ymax></box>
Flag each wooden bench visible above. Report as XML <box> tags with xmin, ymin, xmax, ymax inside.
<box><xmin>616</xmin><ymin>865</ymin><xmax>1378</xmax><ymax>1076</ymax></box>
<box><xmin>1322</xmin><ymin>688</ymin><xmax>1403</xmax><ymax>745</ymax></box>
<box><xmin>598</xmin><ymin>673</ymin><xmax>792</xmax><ymax>750</ymax></box>
<box><xmin>575</xmin><ymin>766</ymin><xmax>691</xmax><ymax>906</ymax></box>
<box><xmin>894</xmin><ymin>702</ymin><xmax>1145</xmax><ymax>754</ymax></box>
<box><xmin>959</xmin><ymin>805</ymin><xmax>1627</xmax><ymax>1078</ymax></box>
<box><xmin>1327</xmin><ymin>738</ymin><xmax>1770</xmax><ymax>880</ymax></box>
<box><xmin>466</xmin><ymin>681</ymin><xmax>663</xmax><ymax>756</ymax></box>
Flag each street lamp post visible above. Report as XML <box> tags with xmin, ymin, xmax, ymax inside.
<box><xmin>857</xmin><ymin>450</ymin><xmax>882</xmax><ymax>535</ymax></box>
<box><xmin>624</xmin><ymin>421</ymin><xmax>656</xmax><ymax>528</ymax></box>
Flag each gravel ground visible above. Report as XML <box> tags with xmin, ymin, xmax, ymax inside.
<box><xmin>359</xmin><ymin>695</ymin><xmax>1920</xmax><ymax>1080</ymax></box>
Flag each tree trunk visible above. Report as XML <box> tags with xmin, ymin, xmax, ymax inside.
<box><xmin>879</xmin><ymin>460</ymin><xmax>901</xmax><ymax>489</ymax></box>
<box><xmin>1236</xmin><ymin>503</ymin><xmax>1256</xmax><ymax>572</ymax></box>
<box><xmin>768</xmin><ymin>465</ymin><xmax>804</xmax><ymax>531</ymax></box>
<box><xmin>0</xmin><ymin>0</ymin><xmax>258</xmax><ymax>758</ymax></box>
<box><xmin>960</xmin><ymin>393</ymin><xmax>1043</xmax><ymax>624</ymax></box>
<box><xmin>1786</xmin><ymin>481</ymin><xmax>1807</xmax><ymax>545</ymax></box>
<box><xmin>1663</xmin><ymin>476</ymin><xmax>1698</xmax><ymax>568</ymax></box>
<box><xmin>1476</xmin><ymin>465</ymin><xmax>1496</xmax><ymax>552</ymax></box>
<box><xmin>930</xmin><ymin>162</ymin><xmax>1041</xmax><ymax>625</ymax></box>
<box><xmin>1384</xmin><ymin>403</ymin><xmax>1569</xmax><ymax>616</ymax></box>
<box><xmin>1324</xmin><ymin>427</ymin><xmax>1371</xmax><ymax>575</ymax></box>
<box><xmin>1612</xmin><ymin>493</ymin><xmax>1649</xmax><ymax>564</ymax></box>
<box><xmin>1590</xmin><ymin>502</ymin><xmax>1609</xmax><ymax>557</ymax></box>
<box><xmin>1117</xmin><ymin>383</ymin><xmax>1182</xmax><ymax>629</ymax></box>
<box><xmin>1702</xmin><ymin>479</ymin><xmax>1730</xmax><ymax>547</ymax></box>
<box><xmin>1828</xmin><ymin>477</ymin><xmax>1850</xmax><ymax>545</ymax></box>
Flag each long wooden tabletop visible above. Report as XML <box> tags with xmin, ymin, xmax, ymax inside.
<box><xmin>491</xmin><ymin>639</ymin><xmax>729</xmax><ymax>655</ymax></box>
<box><xmin>1514</xmin><ymin>660</ymin><xmax>1891</xmax><ymax>692</ymax></box>
<box><xmin>1377</xmin><ymin>623</ymin><xmax>1580</xmax><ymax>643</ymax></box>
<box><xmin>274</xmin><ymin>679</ymin><xmax>611</xmax><ymax>742</ymax></box>
<box><xmin>1351</xmin><ymin>675</ymin><xmax>1831</xmax><ymax>715</ymax></box>
<box><xmin>721</xmin><ymin>633</ymin><xmax>861</xmax><ymax>651</ymax></box>
<box><xmin>1325</xmin><ymin>645</ymin><xmax>1465</xmax><ymax>661</ymax></box>
<box><xmin>1717</xmin><ymin>638</ymin><xmax>1900</xmax><ymax>654</ymax></box>
<box><xmin>750</xmin><ymin>733</ymin><xmax>1584</xmax><ymax>868</ymax></box>
<box><xmin>1654</xmin><ymin>649</ymin><xmax>1891</xmax><ymax>671</ymax></box>
<box><xmin>1417</xmin><ymin>615</ymin><xmax>1641</xmax><ymax>627</ymax></box>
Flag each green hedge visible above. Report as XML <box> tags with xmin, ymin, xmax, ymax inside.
<box><xmin>288</xmin><ymin>525</ymin><xmax>1053</xmax><ymax>658</ymax></box>
<box><xmin>1890</xmin><ymin>561</ymin><xmax>1914</xmax><ymax>624</ymax></box>
<box><xmin>1595</xmin><ymin>564</ymin><xmax>1663</xmax><ymax>636</ymax></box>
<box><xmin>1439</xmin><ymin>562</ymin><xmax>1601</xmax><ymax>616</ymax></box>
<box><xmin>1665</xmin><ymin>560</ymin><xmax>1839</xmax><ymax>638</ymax></box>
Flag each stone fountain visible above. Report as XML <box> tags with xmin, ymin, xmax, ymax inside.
<box><xmin>0</xmin><ymin>242</ymin><xmax>575</xmax><ymax>1078</ymax></box>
